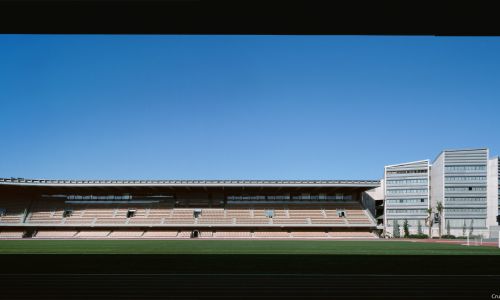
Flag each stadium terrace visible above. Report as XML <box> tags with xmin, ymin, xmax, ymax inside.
<box><xmin>0</xmin><ymin>147</ymin><xmax>498</xmax><ymax>240</ymax></box>
<box><xmin>0</xmin><ymin>178</ymin><xmax>380</xmax><ymax>239</ymax></box>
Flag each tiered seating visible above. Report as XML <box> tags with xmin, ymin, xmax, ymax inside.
<box><xmin>213</xmin><ymin>231</ymin><xmax>252</xmax><ymax>238</ymax></box>
<box><xmin>26</xmin><ymin>200</ymin><xmax>55</xmax><ymax>223</ymax></box>
<box><xmin>234</xmin><ymin>206</ymin><xmax>269</xmax><ymax>224</ymax></box>
<box><xmin>142</xmin><ymin>230</ymin><xmax>179</xmax><ymax>238</ymax></box>
<box><xmin>95</xmin><ymin>218</ymin><xmax>127</xmax><ymax>224</ymax></box>
<box><xmin>310</xmin><ymin>218</ymin><xmax>346</xmax><ymax>224</ymax></box>
<box><xmin>128</xmin><ymin>217</ymin><xmax>163</xmax><ymax>224</ymax></box>
<box><xmin>320</xmin><ymin>203</ymin><xmax>373</xmax><ymax>225</ymax></box>
<box><xmin>23</xmin><ymin>201</ymin><xmax>374</xmax><ymax>227</ymax></box>
<box><xmin>0</xmin><ymin>199</ymin><xmax>30</xmax><ymax>224</ymax></box>
<box><xmin>29</xmin><ymin>211</ymin><xmax>63</xmax><ymax>224</ymax></box>
<box><xmin>75</xmin><ymin>230</ymin><xmax>111</xmax><ymax>238</ymax></box>
<box><xmin>329</xmin><ymin>231</ymin><xmax>376</xmax><ymax>238</ymax></box>
<box><xmin>273</xmin><ymin>218</ymin><xmax>309</xmax><ymax>224</ymax></box>
<box><xmin>200</xmin><ymin>231</ymin><xmax>213</xmax><ymax>238</ymax></box>
<box><xmin>225</xmin><ymin>209</ymin><xmax>251</xmax><ymax>218</ymax></box>
<box><xmin>82</xmin><ymin>207</ymin><xmax>115</xmax><ymax>218</ymax></box>
<box><xmin>235</xmin><ymin>218</ymin><xmax>270</xmax><ymax>224</ymax></box>
<box><xmin>197</xmin><ymin>217</ymin><xmax>233</xmax><ymax>224</ymax></box>
<box><xmin>199</xmin><ymin>208</ymin><xmax>225</xmax><ymax>219</ymax></box>
<box><xmin>0</xmin><ymin>215</ymin><xmax>24</xmax><ymax>223</ymax></box>
<box><xmin>0</xmin><ymin>198</ymin><xmax>377</xmax><ymax>239</ymax></box>
<box><xmin>164</xmin><ymin>218</ymin><xmax>195</xmax><ymax>224</ymax></box>
<box><xmin>0</xmin><ymin>229</ymin><xmax>24</xmax><ymax>238</ymax></box>
<box><xmin>291</xmin><ymin>231</ymin><xmax>328</xmax><ymax>238</ymax></box>
<box><xmin>287</xmin><ymin>205</ymin><xmax>346</xmax><ymax>225</ymax></box>
<box><xmin>64</xmin><ymin>218</ymin><xmax>95</xmax><ymax>224</ymax></box>
<box><xmin>288</xmin><ymin>209</ymin><xmax>324</xmax><ymax>218</ymax></box>
<box><xmin>346</xmin><ymin>218</ymin><xmax>372</xmax><ymax>225</ymax></box>
<box><xmin>253</xmin><ymin>231</ymin><xmax>289</xmax><ymax>238</ymax></box>
<box><xmin>345</xmin><ymin>209</ymin><xmax>372</xmax><ymax>224</ymax></box>
<box><xmin>147</xmin><ymin>203</ymin><xmax>173</xmax><ymax>219</ymax></box>
<box><xmin>108</xmin><ymin>230</ymin><xmax>144</xmax><ymax>238</ymax></box>
<box><xmin>168</xmin><ymin>209</ymin><xmax>195</xmax><ymax>224</ymax></box>
<box><xmin>35</xmin><ymin>230</ymin><xmax>77</xmax><ymax>238</ymax></box>
<box><xmin>177</xmin><ymin>231</ymin><xmax>192</xmax><ymax>238</ymax></box>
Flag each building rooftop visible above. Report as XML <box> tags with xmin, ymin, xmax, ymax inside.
<box><xmin>0</xmin><ymin>177</ymin><xmax>380</xmax><ymax>188</ymax></box>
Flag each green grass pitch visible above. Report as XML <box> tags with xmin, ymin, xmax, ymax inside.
<box><xmin>0</xmin><ymin>240</ymin><xmax>499</xmax><ymax>255</ymax></box>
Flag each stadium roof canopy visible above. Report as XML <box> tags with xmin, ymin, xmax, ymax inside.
<box><xmin>0</xmin><ymin>178</ymin><xmax>380</xmax><ymax>195</ymax></box>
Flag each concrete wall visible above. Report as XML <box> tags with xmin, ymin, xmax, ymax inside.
<box><xmin>362</xmin><ymin>181</ymin><xmax>384</xmax><ymax>220</ymax></box>
<box><xmin>430</xmin><ymin>152</ymin><xmax>444</xmax><ymax>236</ymax></box>
<box><xmin>430</xmin><ymin>152</ymin><xmax>444</xmax><ymax>206</ymax></box>
<box><xmin>487</xmin><ymin>158</ymin><xmax>499</xmax><ymax>228</ymax></box>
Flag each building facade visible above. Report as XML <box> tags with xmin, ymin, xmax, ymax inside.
<box><xmin>385</xmin><ymin>148</ymin><xmax>499</xmax><ymax>238</ymax></box>
<box><xmin>432</xmin><ymin>149</ymin><xmax>490</xmax><ymax>236</ymax></box>
<box><xmin>384</xmin><ymin>160</ymin><xmax>430</xmax><ymax>236</ymax></box>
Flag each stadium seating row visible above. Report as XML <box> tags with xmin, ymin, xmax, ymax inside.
<box><xmin>0</xmin><ymin>229</ymin><xmax>376</xmax><ymax>239</ymax></box>
<box><xmin>9</xmin><ymin>202</ymin><xmax>373</xmax><ymax>226</ymax></box>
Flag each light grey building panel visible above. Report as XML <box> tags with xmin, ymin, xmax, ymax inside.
<box><xmin>442</xmin><ymin>149</ymin><xmax>488</xmax><ymax>230</ymax></box>
<box><xmin>384</xmin><ymin>160</ymin><xmax>430</xmax><ymax>234</ymax></box>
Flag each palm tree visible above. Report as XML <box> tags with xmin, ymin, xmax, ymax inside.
<box><xmin>462</xmin><ymin>220</ymin><xmax>467</xmax><ymax>237</ymax></box>
<box><xmin>417</xmin><ymin>220</ymin><xmax>423</xmax><ymax>235</ymax></box>
<box><xmin>403</xmin><ymin>219</ymin><xmax>409</xmax><ymax>238</ymax></box>
<box><xmin>426</xmin><ymin>208</ymin><xmax>433</xmax><ymax>238</ymax></box>
<box><xmin>469</xmin><ymin>219</ymin><xmax>474</xmax><ymax>237</ymax></box>
<box><xmin>436</xmin><ymin>201</ymin><xmax>443</xmax><ymax>238</ymax></box>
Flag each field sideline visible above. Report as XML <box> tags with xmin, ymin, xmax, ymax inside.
<box><xmin>0</xmin><ymin>239</ymin><xmax>499</xmax><ymax>255</ymax></box>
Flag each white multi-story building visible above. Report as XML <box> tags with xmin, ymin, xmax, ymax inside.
<box><xmin>384</xmin><ymin>148</ymin><xmax>499</xmax><ymax>238</ymax></box>
<box><xmin>384</xmin><ymin>160</ymin><xmax>430</xmax><ymax>236</ymax></box>
<box><xmin>431</xmin><ymin>149</ymin><xmax>490</xmax><ymax>237</ymax></box>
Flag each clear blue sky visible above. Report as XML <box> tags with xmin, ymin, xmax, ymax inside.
<box><xmin>0</xmin><ymin>35</ymin><xmax>499</xmax><ymax>180</ymax></box>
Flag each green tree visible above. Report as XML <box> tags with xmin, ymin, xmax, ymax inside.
<box><xmin>403</xmin><ymin>219</ymin><xmax>410</xmax><ymax>238</ymax></box>
<box><xmin>469</xmin><ymin>219</ymin><xmax>474</xmax><ymax>237</ymax></box>
<box><xmin>436</xmin><ymin>201</ymin><xmax>443</xmax><ymax>238</ymax></box>
<box><xmin>426</xmin><ymin>208</ymin><xmax>433</xmax><ymax>238</ymax></box>
<box><xmin>417</xmin><ymin>220</ymin><xmax>423</xmax><ymax>235</ymax></box>
<box><xmin>393</xmin><ymin>219</ymin><xmax>400</xmax><ymax>238</ymax></box>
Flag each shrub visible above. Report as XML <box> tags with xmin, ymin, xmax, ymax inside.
<box><xmin>441</xmin><ymin>234</ymin><xmax>456</xmax><ymax>239</ymax></box>
<box><xmin>408</xmin><ymin>234</ymin><xmax>429</xmax><ymax>239</ymax></box>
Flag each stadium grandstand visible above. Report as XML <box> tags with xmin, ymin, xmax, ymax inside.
<box><xmin>0</xmin><ymin>178</ymin><xmax>380</xmax><ymax>239</ymax></box>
